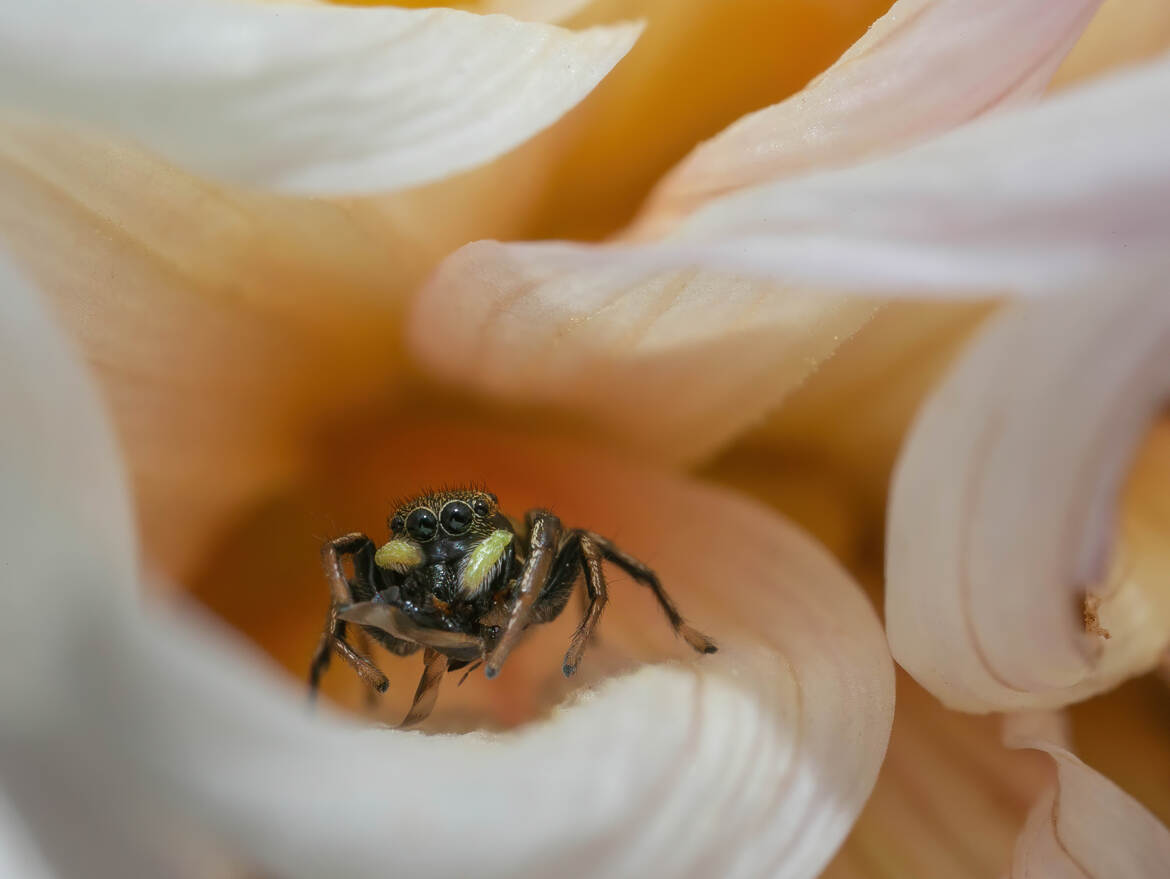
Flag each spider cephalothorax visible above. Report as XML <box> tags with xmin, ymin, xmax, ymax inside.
<box><xmin>308</xmin><ymin>486</ymin><xmax>716</xmax><ymax>727</ymax></box>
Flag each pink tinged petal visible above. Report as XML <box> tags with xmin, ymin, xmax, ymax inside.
<box><xmin>886</xmin><ymin>283</ymin><xmax>1170</xmax><ymax>713</ymax></box>
<box><xmin>1006</xmin><ymin>739</ymin><xmax>1170</xmax><ymax>878</ymax></box>
<box><xmin>0</xmin><ymin>0</ymin><xmax>640</xmax><ymax>194</ymax></box>
<box><xmin>635</xmin><ymin>0</ymin><xmax>1104</xmax><ymax>233</ymax></box>
<box><xmin>463</xmin><ymin>53</ymin><xmax>1170</xmax><ymax>299</ymax></box>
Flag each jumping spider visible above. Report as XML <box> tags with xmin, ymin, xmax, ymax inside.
<box><xmin>308</xmin><ymin>487</ymin><xmax>717</xmax><ymax>727</ymax></box>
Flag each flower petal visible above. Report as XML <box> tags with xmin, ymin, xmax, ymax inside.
<box><xmin>480</xmin><ymin>0</ymin><xmax>595</xmax><ymax>23</ymax></box>
<box><xmin>0</xmin><ymin>249</ymin><xmax>137</xmax><ymax>767</ymax></box>
<box><xmin>500</xmin><ymin>53</ymin><xmax>1170</xmax><ymax>295</ymax></box>
<box><xmin>1006</xmin><ymin>737</ymin><xmax>1170</xmax><ymax>878</ymax></box>
<box><xmin>0</xmin><ymin>125</ymin><xmax>436</xmax><ymax>578</ymax></box>
<box><xmin>823</xmin><ymin>672</ymin><xmax>1052</xmax><ymax>879</ymax></box>
<box><xmin>636</xmin><ymin>0</ymin><xmax>1103</xmax><ymax>232</ymax></box>
<box><xmin>0</xmin><ymin>0</ymin><xmax>640</xmax><ymax>193</ymax></box>
<box><xmin>887</xmin><ymin>283</ymin><xmax>1170</xmax><ymax>713</ymax></box>
<box><xmin>1053</xmin><ymin>0</ymin><xmax>1170</xmax><ymax>88</ymax></box>
<box><xmin>411</xmin><ymin>7</ymin><xmax>1137</xmax><ymax>464</ymax></box>
<box><xmin>1</xmin><ymin>280</ymin><xmax>894</xmax><ymax>879</ymax></box>
<box><xmin>517</xmin><ymin>0</ymin><xmax>893</xmax><ymax>240</ymax></box>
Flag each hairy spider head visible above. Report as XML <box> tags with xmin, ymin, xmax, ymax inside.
<box><xmin>374</xmin><ymin>487</ymin><xmax>514</xmax><ymax>592</ymax></box>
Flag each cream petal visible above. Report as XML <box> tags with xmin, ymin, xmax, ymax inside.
<box><xmin>0</xmin><ymin>286</ymin><xmax>895</xmax><ymax>877</ymax></box>
<box><xmin>1006</xmin><ymin>738</ymin><xmax>1170</xmax><ymax>878</ymax></box>
<box><xmin>0</xmin><ymin>0</ymin><xmax>640</xmax><ymax>193</ymax></box>
<box><xmin>414</xmin><ymin>244</ymin><xmax>877</xmax><ymax>462</ymax></box>
<box><xmin>886</xmin><ymin>283</ymin><xmax>1170</xmax><ymax>713</ymax></box>
<box><xmin>635</xmin><ymin>0</ymin><xmax>1103</xmax><ymax>233</ymax></box>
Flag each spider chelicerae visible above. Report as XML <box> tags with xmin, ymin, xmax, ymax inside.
<box><xmin>308</xmin><ymin>486</ymin><xmax>717</xmax><ymax>726</ymax></box>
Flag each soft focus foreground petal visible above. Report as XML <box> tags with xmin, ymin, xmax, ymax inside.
<box><xmin>0</xmin><ymin>0</ymin><xmax>639</xmax><ymax>194</ymax></box>
<box><xmin>0</xmin><ymin>252</ymin><xmax>136</xmax><ymax>730</ymax></box>
<box><xmin>635</xmin><ymin>0</ymin><xmax>1102</xmax><ymax>232</ymax></box>
<box><xmin>0</xmin><ymin>790</ymin><xmax>55</xmax><ymax>879</ymax></box>
<box><xmin>1006</xmin><ymin>738</ymin><xmax>1170</xmax><ymax>878</ymax></box>
<box><xmin>887</xmin><ymin>284</ymin><xmax>1170</xmax><ymax>713</ymax></box>
<box><xmin>12</xmin><ymin>416</ymin><xmax>892</xmax><ymax>879</ymax></box>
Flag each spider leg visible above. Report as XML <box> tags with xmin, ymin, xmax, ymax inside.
<box><xmin>350</xmin><ymin>628</ymin><xmax>380</xmax><ymax>708</ymax></box>
<box><xmin>560</xmin><ymin>532</ymin><xmax>608</xmax><ymax>677</ymax></box>
<box><xmin>484</xmin><ymin>509</ymin><xmax>562</xmax><ymax>678</ymax></box>
<box><xmin>586</xmin><ymin>532</ymin><xmax>718</xmax><ymax>655</ymax></box>
<box><xmin>309</xmin><ymin>533</ymin><xmax>391</xmax><ymax>702</ymax></box>
<box><xmin>399</xmin><ymin>648</ymin><xmax>449</xmax><ymax>728</ymax></box>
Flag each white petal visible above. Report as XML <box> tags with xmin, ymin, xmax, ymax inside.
<box><xmin>0</xmin><ymin>251</ymin><xmax>137</xmax><ymax>733</ymax></box>
<box><xmin>0</xmin><ymin>0</ymin><xmax>640</xmax><ymax>193</ymax></box>
<box><xmin>0</xmin><ymin>299</ymin><xmax>894</xmax><ymax>879</ymax></box>
<box><xmin>636</xmin><ymin>0</ymin><xmax>1102</xmax><ymax>232</ymax></box>
<box><xmin>1006</xmin><ymin>738</ymin><xmax>1170</xmax><ymax>878</ymax></box>
<box><xmin>0</xmin><ymin>789</ymin><xmax>55</xmax><ymax>879</ymax></box>
<box><xmin>490</xmin><ymin>53</ymin><xmax>1170</xmax><ymax>296</ymax></box>
<box><xmin>886</xmin><ymin>280</ymin><xmax>1170</xmax><ymax>713</ymax></box>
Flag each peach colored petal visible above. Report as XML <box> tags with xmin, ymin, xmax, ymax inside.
<box><xmin>887</xmin><ymin>284</ymin><xmax>1170</xmax><ymax>713</ymax></box>
<box><xmin>635</xmin><ymin>0</ymin><xmax>1102</xmax><ymax>234</ymax></box>
<box><xmin>0</xmin><ymin>0</ymin><xmax>640</xmax><ymax>193</ymax></box>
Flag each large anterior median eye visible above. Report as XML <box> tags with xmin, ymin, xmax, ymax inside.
<box><xmin>441</xmin><ymin>501</ymin><xmax>473</xmax><ymax>535</ymax></box>
<box><xmin>406</xmin><ymin>508</ymin><xmax>438</xmax><ymax>541</ymax></box>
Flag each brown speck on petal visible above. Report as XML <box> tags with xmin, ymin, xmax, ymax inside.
<box><xmin>1083</xmin><ymin>594</ymin><xmax>1112</xmax><ymax>640</ymax></box>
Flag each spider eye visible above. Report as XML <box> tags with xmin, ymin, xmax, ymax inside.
<box><xmin>389</xmin><ymin>515</ymin><xmax>405</xmax><ymax>534</ymax></box>
<box><xmin>441</xmin><ymin>501</ymin><xmax>473</xmax><ymax>535</ymax></box>
<box><xmin>406</xmin><ymin>508</ymin><xmax>438</xmax><ymax>541</ymax></box>
<box><xmin>471</xmin><ymin>496</ymin><xmax>491</xmax><ymax>517</ymax></box>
